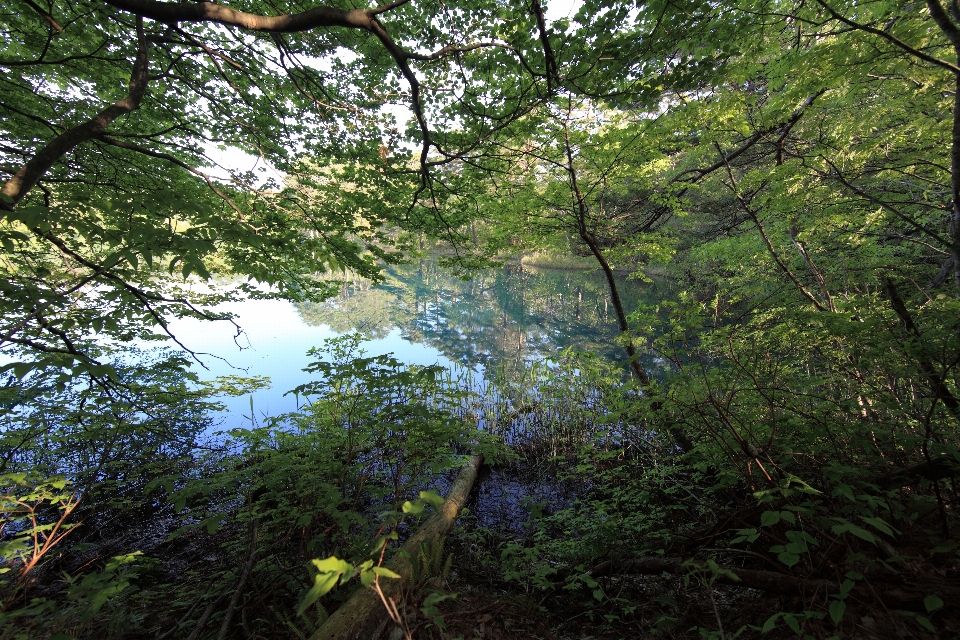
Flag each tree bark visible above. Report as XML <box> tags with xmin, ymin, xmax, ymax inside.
<box><xmin>103</xmin><ymin>0</ymin><xmax>375</xmax><ymax>32</ymax></box>
<box><xmin>883</xmin><ymin>278</ymin><xmax>960</xmax><ymax>414</ymax></box>
<box><xmin>561</xmin><ymin>102</ymin><xmax>694</xmax><ymax>453</ymax></box>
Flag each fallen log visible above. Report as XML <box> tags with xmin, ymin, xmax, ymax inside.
<box><xmin>872</xmin><ymin>455</ymin><xmax>960</xmax><ymax>489</ymax></box>
<box><xmin>585</xmin><ymin>557</ymin><xmax>959</xmax><ymax>611</ymax></box>
<box><xmin>309</xmin><ymin>453</ymin><xmax>483</xmax><ymax>640</ymax></box>
<box><xmin>587</xmin><ymin>557</ymin><xmax>836</xmax><ymax>598</ymax></box>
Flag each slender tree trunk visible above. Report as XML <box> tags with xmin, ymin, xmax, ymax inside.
<box><xmin>561</xmin><ymin>102</ymin><xmax>693</xmax><ymax>453</ymax></box>
<box><xmin>951</xmin><ymin>74</ymin><xmax>960</xmax><ymax>296</ymax></box>
<box><xmin>579</xmin><ymin>229</ymin><xmax>650</xmax><ymax>386</ymax></box>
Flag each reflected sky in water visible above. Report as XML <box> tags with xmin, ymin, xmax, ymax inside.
<box><xmin>165</xmin><ymin>260</ymin><xmax>663</xmax><ymax>427</ymax></box>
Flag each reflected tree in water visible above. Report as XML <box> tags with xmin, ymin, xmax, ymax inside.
<box><xmin>294</xmin><ymin>259</ymin><xmax>674</xmax><ymax>373</ymax></box>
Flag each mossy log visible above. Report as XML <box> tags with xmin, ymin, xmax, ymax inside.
<box><xmin>309</xmin><ymin>453</ymin><xmax>483</xmax><ymax>640</ymax></box>
<box><xmin>587</xmin><ymin>557</ymin><xmax>836</xmax><ymax>597</ymax></box>
<box><xmin>587</xmin><ymin>557</ymin><xmax>959</xmax><ymax>611</ymax></box>
<box><xmin>872</xmin><ymin>455</ymin><xmax>960</xmax><ymax>489</ymax></box>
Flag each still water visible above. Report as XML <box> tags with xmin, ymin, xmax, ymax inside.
<box><xmin>167</xmin><ymin>259</ymin><xmax>665</xmax><ymax>426</ymax></box>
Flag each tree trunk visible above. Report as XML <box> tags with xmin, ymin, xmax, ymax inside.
<box><xmin>561</xmin><ymin>103</ymin><xmax>693</xmax><ymax>453</ymax></box>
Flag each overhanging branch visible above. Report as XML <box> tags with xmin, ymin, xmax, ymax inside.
<box><xmin>103</xmin><ymin>0</ymin><xmax>372</xmax><ymax>32</ymax></box>
<box><xmin>1</xmin><ymin>16</ymin><xmax>150</xmax><ymax>210</ymax></box>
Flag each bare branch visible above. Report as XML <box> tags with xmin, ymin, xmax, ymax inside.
<box><xmin>408</xmin><ymin>41</ymin><xmax>516</xmax><ymax>62</ymax></box>
<box><xmin>103</xmin><ymin>0</ymin><xmax>373</xmax><ymax>33</ymax></box>
<box><xmin>821</xmin><ymin>156</ymin><xmax>952</xmax><ymax>247</ymax></box>
<box><xmin>95</xmin><ymin>136</ymin><xmax>248</xmax><ymax>220</ymax></box>
<box><xmin>717</xmin><ymin>142</ymin><xmax>828</xmax><ymax>312</ymax></box>
<box><xmin>674</xmin><ymin>91</ymin><xmax>824</xmax><ymax>184</ymax></box>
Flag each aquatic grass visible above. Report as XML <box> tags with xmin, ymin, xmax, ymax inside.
<box><xmin>470</xmin><ymin>349</ymin><xmax>632</xmax><ymax>459</ymax></box>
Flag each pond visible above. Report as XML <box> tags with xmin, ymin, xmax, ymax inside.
<box><xmin>166</xmin><ymin>259</ymin><xmax>671</xmax><ymax>427</ymax></box>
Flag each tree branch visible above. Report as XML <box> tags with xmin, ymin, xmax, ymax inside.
<box><xmin>96</xmin><ymin>135</ymin><xmax>248</xmax><ymax>220</ymax></box>
<box><xmin>530</xmin><ymin>0</ymin><xmax>559</xmax><ymax>91</ymax></box>
<box><xmin>102</xmin><ymin>0</ymin><xmax>373</xmax><ymax>32</ymax></box>
<box><xmin>883</xmin><ymin>277</ymin><xmax>960</xmax><ymax>413</ymax></box>
<box><xmin>814</xmin><ymin>0</ymin><xmax>960</xmax><ymax>75</ymax></box>
<box><xmin>821</xmin><ymin>157</ymin><xmax>952</xmax><ymax>247</ymax></box>
<box><xmin>1</xmin><ymin>17</ymin><xmax>149</xmax><ymax>209</ymax></box>
<box><xmin>369</xmin><ymin>0</ymin><xmax>412</xmax><ymax>17</ymax></box>
<box><xmin>926</xmin><ymin>0</ymin><xmax>960</xmax><ymax>51</ymax></box>
<box><xmin>22</xmin><ymin>0</ymin><xmax>63</xmax><ymax>32</ymax></box>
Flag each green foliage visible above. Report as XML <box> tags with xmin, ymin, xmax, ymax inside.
<box><xmin>0</xmin><ymin>474</ymin><xmax>152</xmax><ymax>640</ymax></box>
<box><xmin>0</xmin><ymin>349</ymin><xmax>218</xmax><ymax>510</ymax></box>
<box><xmin>152</xmin><ymin>335</ymin><xmax>492</xmax><ymax>634</ymax></box>
<box><xmin>4</xmin><ymin>0</ymin><xmax>960</xmax><ymax>636</ymax></box>
<box><xmin>0</xmin><ymin>474</ymin><xmax>80</xmax><ymax>585</ymax></box>
<box><xmin>420</xmin><ymin>589</ymin><xmax>455</xmax><ymax>630</ymax></box>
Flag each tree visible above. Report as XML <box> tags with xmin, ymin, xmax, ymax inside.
<box><xmin>3</xmin><ymin>1</ymin><xmax>960</xmax><ymax>637</ymax></box>
<box><xmin>0</xmin><ymin>6</ymin><xmax>555</xmax><ymax>625</ymax></box>
<box><xmin>0</xmin><ymin>0</ymin><xmax>558</xmax><ymax>386</ymax></box>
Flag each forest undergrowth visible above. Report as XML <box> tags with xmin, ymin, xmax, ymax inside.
<box><xmin>2</xmin><ymin>311</ymin><xmax>959</xmax><ymax>640</ymax></box>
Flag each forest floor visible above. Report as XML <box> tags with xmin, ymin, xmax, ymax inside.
<box><xmin>368</xmin><ymin>530</ymin><xmax>960</xmax><ymax>640</ymax></box>
<box><xmin>354</xmin><ymin>458</ymin><xmax>960</xmax><ymax>640</ymax></box>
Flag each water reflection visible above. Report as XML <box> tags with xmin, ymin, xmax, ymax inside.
<box><xmin>295</xmin><ymin>259</ymin><xmax>661</xmax><ymax>370</ymax></box>
<box><xmin>168</xmin><ymin>259</ymin><xmax>671</xmax><ymax>425</ymax></box>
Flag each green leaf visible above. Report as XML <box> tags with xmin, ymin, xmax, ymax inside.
<box><xmin>297</xmin><ymin>572</ymin><xmax>340</xmax><ymax>616</ymax></box>
<box><xmin>371</xmin><ymin>567</ymin><xmax>401</xmax><ymax>579</ymax></box>
<box><xmin>924</xmin><ymin>595</ymin><xmax>943</xmax><ymax>612</ymax></box>
<box><xmin>419</xmin><ymin>489</ymin><xmax>445</xmax><ymax>508</ymax></box>
<box><xmin>784</xmin><ymin>614</ymin><xmax>801</xmax><ymax>634</ymax></box>
<box><xmin>930</xmin><ymin>541</ymin><xmax>958</xmax><ymax>555</ymax></box>
<box><xmin>311</xmin><ymin>557</ymin><xmax>351</xmax><ymax>574</ymax></box>
<box><xmin>761</xmin><ymin>612</ymin><xmax>782</xmax><ymax>633</ymax></box>
<box><xmin>402</xmin><ymin>500</ymin><xmax>425</xmax><ymax>515</ymax></box>
<box><xmin>760</xmin><ymin>511</ymin><xmax>781</xmax><ymax>526</ymax></box>
<box><xmin>844</xmin><ymin>524</ymin><xmax>876</xmax><ymax>543</ymax></box>
<box><xmin>731</xmin><ymin>528</ymin><xmax>759</xmax><ymax>544</ymax></box>
<box><xmin>838</xmin><ymin>579</ymin><xmax>856</xmax><ymax>597</ymax></box>
<box><xmin>829</xmin><ymin>600</ymin><xmax>845</xmax><ymax>624</ymax></box>
<box><xmin>203</xmin><ymin>517</ymin><xmax>220</xmax><ymax>534</ymax></box>
<box><xmin>831</xmin><ymin>521</ymin><xmax>876</xmax><ymax>543</ymax></box>
<box><xmin>861</xmin><ymin>516</ymin><xmax>895</xmax><ymax>536</ymax></box>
